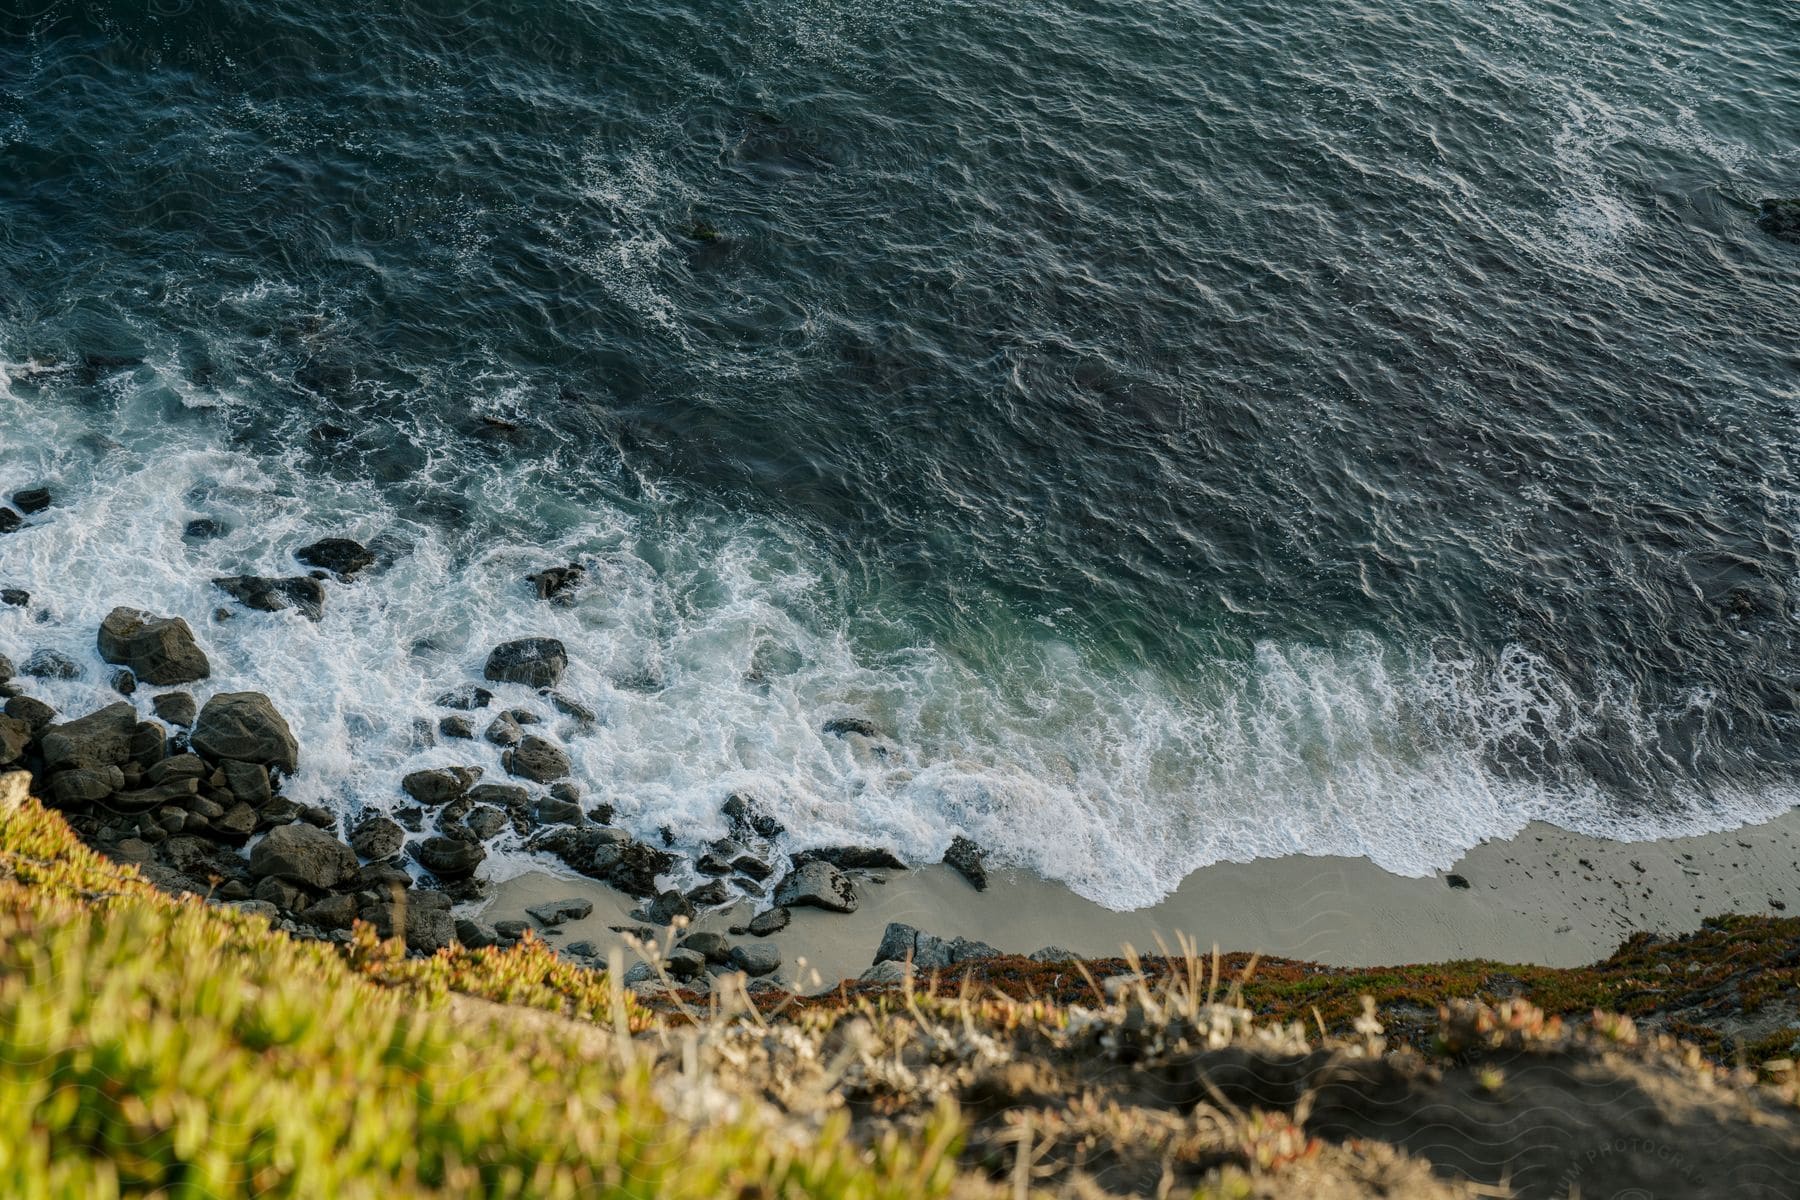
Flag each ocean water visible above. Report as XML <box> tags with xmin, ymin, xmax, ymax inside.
<box><xmin>2</xmin><ymin>0</ymin><xmax>1798</xmax><ymax>908</ymax></box>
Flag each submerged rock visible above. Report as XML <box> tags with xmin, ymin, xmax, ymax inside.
<box><xmin>23</xmin><ymin>649</ymin><xmax>80</xmax><ymax>679</ymax></box>
<box><xmin>1</xmin><ymin>588</ymin><xmax>29</xmax><ymax>607</ymax></box>
<box><xmin>1758</xmin><ymin>198</ymin><xmax>1800</xmax><ymax>243</ymax></box>
<box><xmin>821</xmin><ymin>716</ymin><xmax>880</xmax><ymax>738</ymax></box>
<box><xmin>11</xmin><ymin>487</ymin><xmax>51</xmax><ymax>514</ymax></box>
<box><xmin>97</xmin><ymin>607</ymin><xmax>210</xmax><ymax>685</ymax></box>
<box><xmin>0</xmin><ymin>508</ymin><xmax>21</xmax><ymax>533</ymax></box>
<box><xmin>212</xmin><ymin>575</ymin><xmax>325</xmax><ymax>621</ymax></box>
<box><xmin>434</xmin><ymin>685</ymin><xmax>493</xmax><ymax>710</ymax></box>
<box><xmin>183</xmin><ymin>518</ymin><xmax>227</xmax><ymax>541</ymax></box>
<box><xmin>526</xmin><ymin>562</ymin><xmax>585</xmax><ymax>605</ymax></box>
<box><xmin>294</xmin><ymin>537</ymin><xmax>375</xmax><ymax>580</ymax></box>
<box><xmin>483</xmin><ymin>638</ymin><xmax>567</xmax><ymax>688</ymax></box>
<box><xmin>722</xmin><ymin>792</ymin><xmax>785</xmax><ymax>840</ymax></box>
<box><xmin>191</xmin><ymin>692</ymin><xmax>299</xmax><ymax>774</ymax></box>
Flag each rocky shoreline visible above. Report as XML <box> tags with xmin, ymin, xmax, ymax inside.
<box><xmin>1</xmin><ymin>497</ymin><xmax>995</xmax><ymax>992</ymax></box>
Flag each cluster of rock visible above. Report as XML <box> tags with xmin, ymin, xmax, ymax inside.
<box><xmin>209</xmin><ymin>536</ymin><xmax>378</xmax><ymax>623</ymax></box>
<box><xmin>853</xmin><ymin>922</ymin><xmax>1076</xmax><ymax>986</ymax></box>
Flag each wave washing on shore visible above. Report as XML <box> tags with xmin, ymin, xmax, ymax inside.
<box><xmin>3</xmin><ymin>0</ymin><xmax>1800</xmax><ymax>909</ymax></box>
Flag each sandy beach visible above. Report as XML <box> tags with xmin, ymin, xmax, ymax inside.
<box><xmin>482</xmin><ymin>806</ymin><xmax>1800</xmax><ymax>991</ymax></box>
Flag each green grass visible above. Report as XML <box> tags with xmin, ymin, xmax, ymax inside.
<box><xmin>0</xmin><ymin>783</ymin><xmax>966</xmax><ymax>1199</ymax></box>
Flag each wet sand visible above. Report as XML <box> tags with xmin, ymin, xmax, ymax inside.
<box><xmin>481</xmin><ymin>807</ymin><xmax>1800</xmax><ymax>992</ymax></box>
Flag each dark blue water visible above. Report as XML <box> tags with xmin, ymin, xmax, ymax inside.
<box><xmin>2</xmin><ymin>0</ymin><xmax>1798</xmax><ymax>905</ymax></box>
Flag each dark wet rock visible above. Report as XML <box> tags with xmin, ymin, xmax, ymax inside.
<box><xmin>253</xmin><ymin>876</ymin><xmax>314</xmax><ymax>911</ymax></box>
<box><xmin>191</xmin><ymin>692</ymin><xmax>299</xmax><ymax>773</ymax></box>
<box><xmin>546</xmin><ymin>692</ymin><xmax>596</xmax><ymax>723</ymax></box>
<box><xmin>109</xmin><ymin>668</ymin><xmax>137</xmax><ymax>695</ymax></box>
<box><xmin>484</xmin><ymin>712</ymin><xmax>523</xmax><ymax>746</ymax></box>
<box><xmin>494</xmin><ymin>919</ymin><xmax>531</xmax><ymax>941</ymax></box>
<box><xmin>548</xmin><ymin>780</ymin><xmax>581</xmax><ymax>803</ymax></box>
<box><xmin>747</xmin><ymin>906</ymin><xmax>792</xmax><ymax>937</ymax></box>
<box><xmin>730</xmin><ymin>943</ymin><xmax>781</xmax><ymax>977</ymax></box>
<box><xmin>483</xmin><ymin>637</ymin><xmax>567</xmax><ymax>688</ymax></box>
<box><xmin>5</xmin><ymin>695</ymin><xmax>54</xmax><ymax>731</ymax></box>
<box><xmin>686</xmin><ymin>879</ymin><xmax>731</xmax><ymax>907</ymax></box>
<box><xmin>295</xmin><ymin>537</ymin><xmax>375</xmax><ymax>580</ymax></box>
<box><xmin>211</xmin><ymin>801</ymin><xmax>258</xmax><ymax>844</ymax></box>
<box><xmin>161</xmin><ymin>834</ymin><xmax>252</xmax><ymax>885</ymax></box>
<box><xmin>733</xmin><ymin>853</ymin><xmax>774</xmax><ymax>881</ymax></box>
<box><xmin>12</xmin><ymin>487</ymin><xmax>50</xmax><ymax>514</ymax></box>
<box><xmin>0</xmin><ymin>714</ymin><xmax>29</xmax><ymax>767</ymax></box>
<box><xmin>107</xmin><ymin>778</ymin><xmax>199</xmax><ymax>814</ymax></box>
<box><xmin>503</xmin><ymin>734</ymin><xmax>570</xmax><ymax>783</ymax></box>
<box><xmin>220</xmin><ymin>760</ymin><xmax>271</xmax><ymax>808</ymax></box>
<box><xmin>696</xmin><ymin>839</ymin><xmax>744</xmax><ymax>875</ymax></box>
<box><xmin>821</xmin><ymin>716</ymin><xmax>879</xmax><ymax>738</ymax></box>
<box><xmin>454</xmin><ymin>917</ymin><xmax>499</xmax><ymax>949</ymax></box>
<box><xmin>1758</xmin><ymin>198</ymin><xmax>1800</xmax><ymax>243</ymax></box>
<box><xmin>944</xmin><ymin>835</ymin><xmax>988</xmax><ymax>891</ymax></box>
<box><xmin>401</xmin><ymin>766</ymin><xmax>481</xmax><ymax>806</ymax></box>
<box><xmin>721</xmin><ymin>792</ymin><xmax>785</xmax><ymax>840</ymax></box>
<box><xmin>0</xmin><ymin>508</ymin><xmax>21</xmax><ymax>533</ymax></box>
<box><xmin>350</xmin><ymin>815</ymin><xmax>406</xmax><ymax>861</ymax></box>
<box><xmin>774</xmin><ymin>860</ymin><xmax>857</xmax><ymax>913</ymax></box>
<box><xmin>526</xmin><ymin>562</ymin><xmax>585</xmax><ymax>605</ymax></box>
<box><xmin>146</xmin><ymin>754</ymin><xmax>207</xmax><ymax>786</ymax></box>
<box><xmin>0</xmin><ymin>655</ymin><xmax>12</xmax><ymax>682</ymax></box>
<box><xmin>213</xmin><ymin>575</ymin><xmax>326</xmax><ymax>621</ymax></box>
<box><xmin>127</xmin><ymin>721</ymin><xmax>166</xmax><ymax>770</ymax></box>
<box><xmin>48</xmin><ymin>766</ymin><xmax>124</xmax><ymax>809</ymax></box>
<box><xmin>0</xmin><ymin>588</ymin><xmax>28</xmax><ymax>607</ymax></box>
<box><xmin>355</xmin><ymin>861</ymin><xmax>412</xmax><ymax>891</ymax></box>
<box><xmin>297</xmin><ymin>804</ymin><xmax>334</xmax><ymax>830</ymax></box>
<box><xmin>564</xmin><ymin>940</ymin><xmax>597</xmax><ymax>958</ymax></box>
<box><xmin>250</xmin><ymin>823</ymin><xmax>357</xmax><ymax>890</ymax></box>
<box><xmin>663</xmin><ymin>947</ymin><xmax>707</xmax><ymax>980</ymax></box>
<box><xmin>301</xmin><ymin>891</ymin><xmax>358</xmax><ymax>930</ymax></box>
<box><xmin>872</xmin><ymin>922</ymin><xmax>999</xmax><ymax>971</ymax></box>
<box><xmin>527</xmin><ymin>826</ymin><xmax>671</xmax><ymax>897</ymax></box>
<box><xmin>527</xmin><ymin>897</ymin><xmax>594</xmax><ymax>926</ymax></box>
<box><xmin>1446</xmin><ymin>873</ymin><xmax>1471</xmax><ymax>890</ymax></box>
<box><xmin>39</xmin><ymin>703</ymin><xmax>138</xmax><ymax>771</ymax></box>
<box><xmin>795</xmin><ymin>845</ymin><xmax>907</xmax><ymax>871</ymax></box>
<box><xmin>679</xmin><ymin>931</ymin><xmax>732</xmax><ymax>964</ymax></box>
<box><xmin>435</xmin><ymin>685</ymin><xmax>493</xmax><ymax>710</ymax></box>
<box><xmin>23</xmin><ymin>649</ymin><xmax>80</xmax><ymax>679</ymax></box>
<box><xmin>463</xmin><ymin>805</ymin><xmax>508</xmax><ymax>839</ymax></box>
<box><xmin>151</xmin><ymin>691</ymin><xmax>197</xmax><ymax>727</ymax></box>
<box><xmin>643</xmin><ymin>889</ymin><xmax>695</xmax><ymax>926</ymax></box>
<box><xmin>183</xmin><ymin>517</ymin><xmax>227</xmax><ymax>541</ymax></box>
<box><xmin>413</xmin><ymin>834</ymin><xmax>486</xmax><ymax>880</ymax></box>
<box><xmin>468</xmin><ymin>782</ymin><xmax>530</xmax><ymax>808</ymax></box>
<box><xmin>437</xmin><ymin>715</ymin><xmax>474</xmax><ymax>740</ymax></box>
<box><xmin>361</xmin><ymin>888</ymin><xmax>454</xmax><ymax>953</ymax></box>
<box><xmin>97</xmin><ymin>607</ymin><xmax>210</xmax><ymax>685</ymax></box>
<box><xmin>534</xmin><ymin>795</ymin><xmax>583</xmax><ymax>825</ymax></box>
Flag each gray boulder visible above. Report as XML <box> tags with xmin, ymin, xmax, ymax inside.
<box><xmin>859</xmin><ymin>960</ymin><xmax>912</xmax><ymax>986</ymax></box>
<box><xmin>361</xmin><ymin>888</ymin><xmax>454</xmax><ymax>953</ymax></box>
<box><xmin>663</xmin><ymin>947</ymin><xmax>707</xmax><ymax>980</ymax></box>
<box><xmin>746</xmin><ymin>906</ymin><xmax>790</xmax><ymax>937</ymax></box>
<box><xmin>250</xmin><ymin>823</ymin><xmax>357</xmax><ymax>890</ymax></box>
<box><xmin>401</xmin><ymin>766</ymin><xmax>482</xmax><ymax>806</ymax></box>
<box><xmin>96</xmin><ymin>607</ymin><xmax>210</xmax><ymax>685</ymax></box>
<box><xmin>454</xmin><ymin>918</ymin><xmax>499</xmax><ymax>949</ymax></box>
<box><xmin>0</xmin><ymin>714</ymin><xmax>31</xmax><ymax>767</ymax></box>
<box><xmin>221</xmin><ymin>760</ymin><xmax>272</xmax><ymax>808</ymax></box>
<box><xmin>483</xmin><ymin>638</ymin><xmax>567</xmax><ymax>688</ymax></box>
<box><xmin>350</xmin><ymin>815</ymin><xmax>406</xmax><ymax>861</ymax></box>
<box><xmin>502</xmin><ymin>734</ymin><xmax>570</xmax><ymax>783</ymax></box>
<box><xmin>4</xmin><ymin>695</ymin><xmax>54</xmax><ymax>731</ymax></box>
<box><xmin>151</xmin><ymin>691</ymin><xmax>197</xmax><ymax>726</ymax></box>
<box><xmin>39</xmin><ymin>703</ymin><xmax>138</xmax><ymax>772</ymax></box>
<box><xmin>48</xmin><ymin>765</ymin><xmax>125</xmax><ymax>808</ymax></box>
<box><xmin>730</xmin><ymin>942</ymin><xmax>781</xmax><ymax>977</ymax></box>
<box><xmin>871</xmin><ymin>922</ymin><xmax>999</xmax><ymax>970</ymax></box>
<box><xmin>191</xmin><ymin>692</ymin><xmax>299</xmax><ymax>773</ymax></box>
<box><xmin>773</xmin><ymin>859</ymin><xmax>858</xmax><ymax>913</ymax></box>
<box><xmin>1028</xmin><ymin>945</ymin><xmax>1078</xmax><ymax>963</ymax></box>
<box><xmin>527</xmin><ymin>896</ymin><xmax>595</xmax><ymax>926</ymax></box>
<box><xmin>678</xmin><ymin>931</ymin><xmax>733</xmax><ymax>964</ymax></box>
<box><xmin>464</xmin><ymin>805</ymin><xmax>508</xmax><ymax>840</ymax></box>
<box><xmin>414</xmin><ymin>835</ymin><xmax>486</xmax><ymax>880</ymax></box>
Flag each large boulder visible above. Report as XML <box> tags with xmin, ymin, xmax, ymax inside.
<box><xmin>526</xmin><ymin>563</ymin><xmax>584</xmax><ymax>605</ymax></box>
<box><xmin>401</xmin><ymin>766</ymin><xmax>481</xmax><ymax>806</ymax></box>
<box><xmin>96</xmin><ymin>607</ymin><xmax>210</xmax><ymax>685</ymax></box>
<box><xmin>191</xmin><ymin>692</ymin><xmax>299</xmax><ymax>773</ymax></box>
<box><xmin>294</xmin><ymin>537</ymin><xmax>375</xmax><ymax>580</ymax></box>
<box><xmin>213</xmin><ymin>575</ymin><xmax>325</xmax><ymax>621</ymax></box>
<box><xmin>360</xmin><ymin>887</ymin><xmax>454</xmax><ymax>953</ymax></box>
<box><xmin>38</xmin><ymin>703</ymin><xmax>138</xmax><ymax>772</ymax></box>
<box><xmin>483</xmin><ymin>638</ymin><xmax>567</xmax><ymax>688</ymax></box>
<box><xmin>47</xmin><ymin>766</ymin><xmax>125</xmax><ymax>809</ymax></box>
<box><xmin>872</xmin><ymin>922</ymin><xmax>998</xmax><ymax>970</ymax></box>
<box><xmin>773</xmin><ymin>860</ymin><xmax>858</xmax><ymax>913</ymax></box>
<box><xmin>249</xmin><ymin>823</ymin><xmax>357</xmax><ymax>890</ymax></box>
<box><xmin>502</xmin><ymin>735</ymin><xmax>570</xmax><ymax>783</ymax></box>
<box><xmin>0</xmin><ymin>714</ymin><xmax>31</xmax><ymax>767</ymax></box>
<box><xmin>794</xmin><ymin>845</ymin><xmax>907</xmax><ymax>871</ymax></box>
<box><xmin>730</xmin><ymin>942</ymin><xmax>781</xmax><ymax>977</ymax></box>
<box><xmin>413</xmin><ymin>835</ymin><xmax>486</xmax><ymax>880</ymax></box>
<box><xmin>151</xmin><ymin>691</ymin><xmax>197</xmax><ymax>727</ymax></box>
